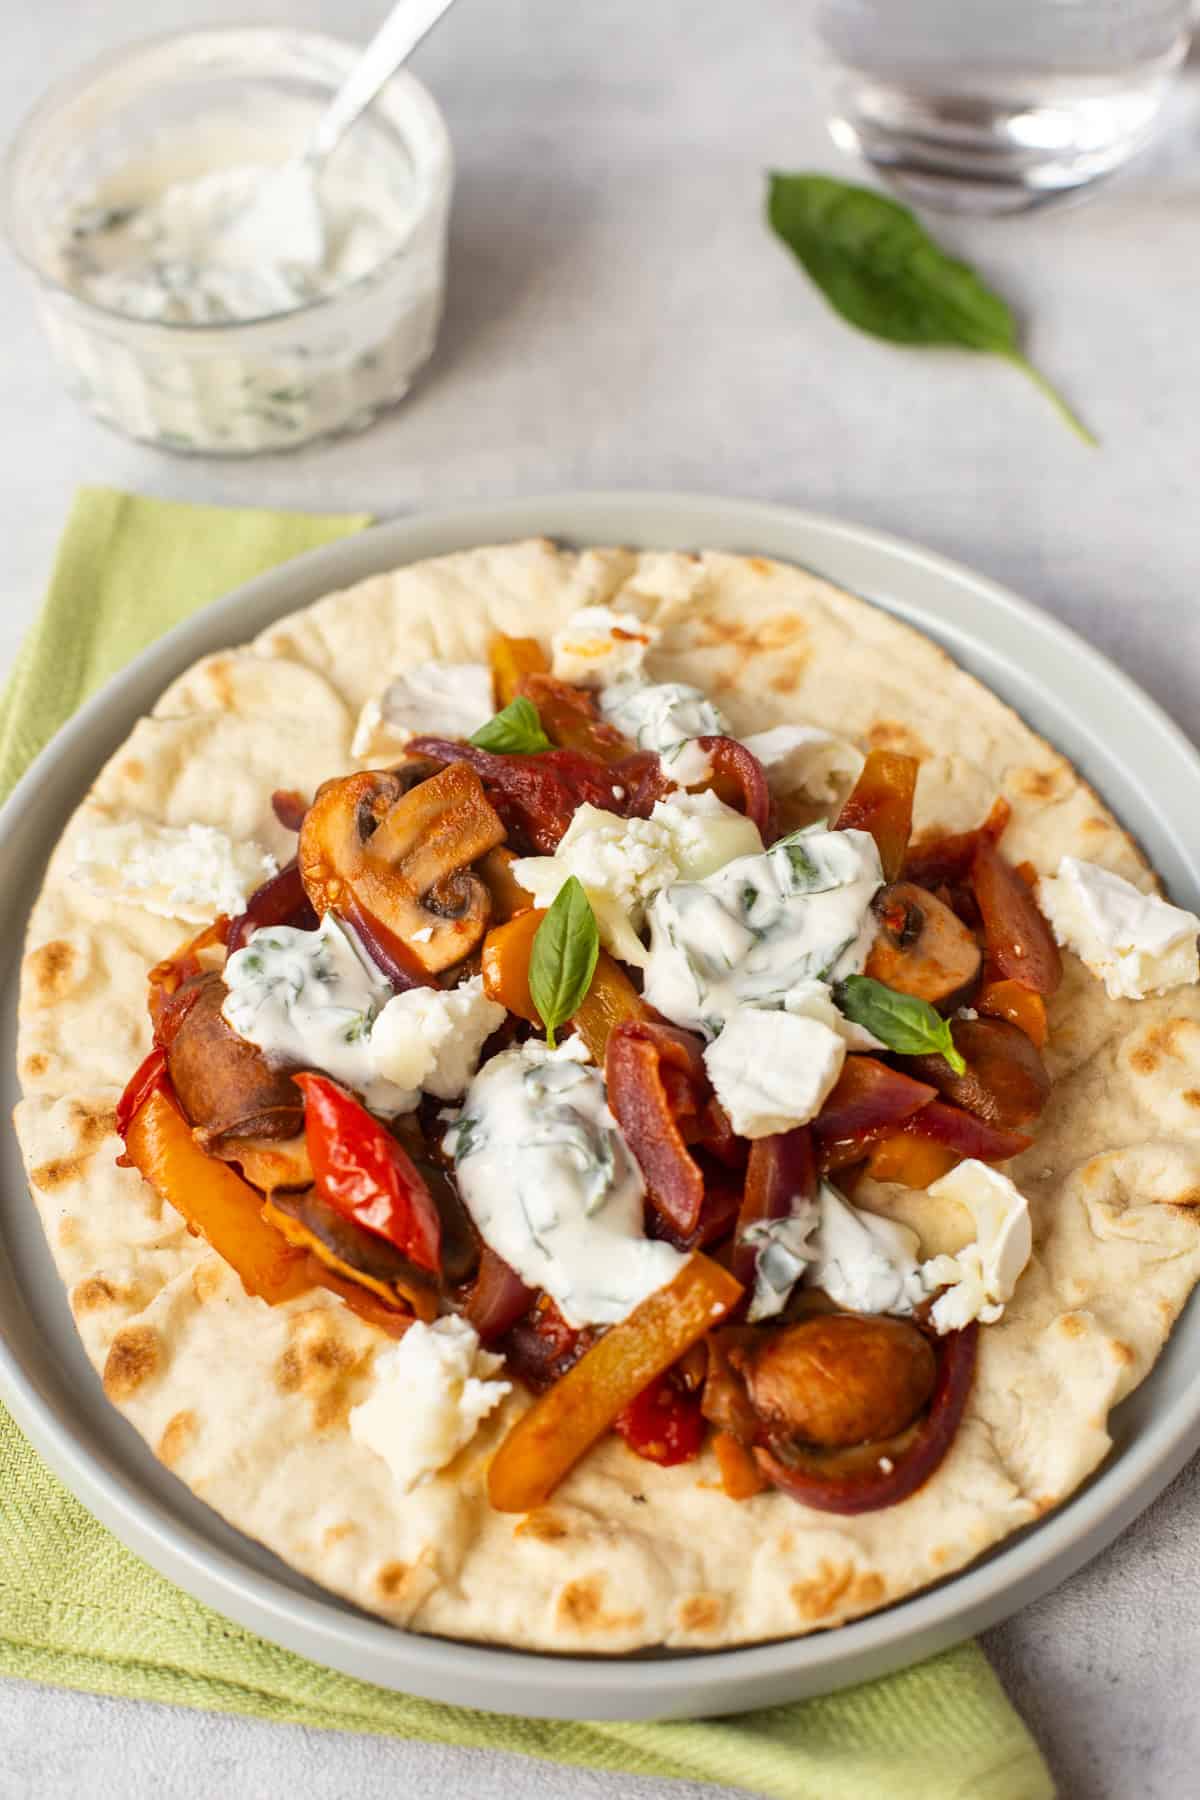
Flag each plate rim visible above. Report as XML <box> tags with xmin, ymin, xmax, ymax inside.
<box><xmin>3</xmin><ymin>487</ymin><xmax>1199</xmax><ymax>1721</ymax></box>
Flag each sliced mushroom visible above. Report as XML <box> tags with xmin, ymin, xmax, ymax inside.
<box><xmin>216</xmin><ymin>1131</ymin><xmax>313</xmax><ymax>1194</ymax></box>
<box><xmin>166</xmin><ymin>973</ymin><xmax>303</xmax><ymax>1147</ymax></box>
<box><xmin>264</xmin><ymin>1188</ymin><xmax>438</xmax><ymax>1318</ymax></box>
<box><xmin>865</xmin><ymin>880</ymin><xmax>982</xmax><ymax>1006</ymax></box>
<box><xmin>908</xmin><ymin>1015</ymin><xmax>1050</xmax><ymax>1128</ymax></box>
<box><xmin>298</xmin><ymin>763</ymin><xmax>506</xmax><ymax>973</ymax></box>
<box><xmin>731</xmin><ymin>1314</ymin><xmax>936</xmax><ymax>1450</ymax></box>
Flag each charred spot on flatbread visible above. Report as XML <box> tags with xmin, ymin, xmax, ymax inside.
<box><xmin>25</xmin><ymin>938</ymin><xmax>82</xmax><ymax>1005</ymax></box>
<box><xmin>71</xmin><ymin>1274</ymin><xmax>143</xmax><ymax>1315</ymax></box>
<box><xmin>103</xmin><ymin>1324</ymin><xmax>163</xmax><ymax>1400</ymax></box>
<box><xmin>790</xmin><ymin>1561</ymin><xmax>886</xmax><ymax>1623</ymax></box>
<box><xmin>555</xmin><ymin>1574</ymin><xmax>644</xmax><ymax>1635</ymax></box>
<box><xmin>157</xmin><ymin>1409</ymin><xmax>199</xmax><ymax>1467</ymax></box>
<box><xmin>276</xmin><ymin>1308</ymin><xmax>364</xmax><ymax>1432</ymax></box>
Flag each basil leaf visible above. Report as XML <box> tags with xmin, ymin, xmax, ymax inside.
<box><xmin>470</xmin><ymin>695</ymin><xmax>551</xmax><ymax>754</ymax></box>
<box><xmin>835</xmin><ymin>974</ymin><xmax>966</xmax><ymax>1075</ymax></box>
<box><xmin>529</xmin><ymin>877</ymin><xmax>600</xmax><ymax>1049</ymax></box>
<box><xmin>766</xmin><ymin>173</ymin><xmax>1095</xmax><ymax>446</ymax></box>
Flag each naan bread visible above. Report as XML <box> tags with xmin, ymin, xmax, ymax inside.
<box><xmin>15</xmin><ymin>542</ymin><xmax>1200</xmax><ymax>1650</ymax></box>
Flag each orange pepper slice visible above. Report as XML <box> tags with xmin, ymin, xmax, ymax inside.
<box><xmin>123</xmin><ymin>1088</ymin><xmax>310</xmax><ymax>1305</ymax></box>
<box><xmin>976</xmin><ymin>977</ymin><xmax>1049</xmax><ymax>1048</ymax></box>
<box><xmin>713</xmin><ymin>1430</ymin><xmax>767</xmax><ymax>1500</ymax></box>
<box><xmin>865</xmin><ymin>1131</ymin><xmax>959</xmax><ymax>1189</ymax></box>
<box><xmin>488</xmin><ymin>1253</ymin><xmax>742</xmax><ymax>1513</ymax></box>
<box><xmin>481</xmin><ymin>908</ymin><xmax>545</xmax><ymax>1022</ymax></box>
<box><xmin>490</xmin><ymin>633</ymin><xmax>548</xmax><ymax>707</ymax></box>
<box><xmin>835</xmin><ymin>750</ymin><xmax>919</xmax><ymax>882</ymax></box>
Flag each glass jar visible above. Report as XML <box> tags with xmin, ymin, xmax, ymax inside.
<box><xmin>1</xmin><ymin>28</ymin><xmax>453</xmax><ymax>455</ymax></box>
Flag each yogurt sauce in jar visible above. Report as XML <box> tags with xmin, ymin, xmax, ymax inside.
<box><xmin>25</xmin><ymin>60</ymin><xmax>452</xmax><ymax>454</ymax></box>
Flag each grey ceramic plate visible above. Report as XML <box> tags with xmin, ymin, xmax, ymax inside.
<box><xmin>2</xmin><ymin>492</ymin><xmax>1199</xmax><ymax>1722</ymax></box>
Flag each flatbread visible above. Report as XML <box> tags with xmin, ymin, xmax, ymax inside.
<box><xmin>14</xmin><ymin>541</ymin><xmax>1200</xmax><ymax>1651</ymax></box>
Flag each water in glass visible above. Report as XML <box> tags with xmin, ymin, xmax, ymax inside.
<box><xmin>817</xmin><ymin>0</ymin><xmax>1193</xmax><ymax>211</ymax></box>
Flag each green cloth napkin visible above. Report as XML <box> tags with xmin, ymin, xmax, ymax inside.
<box><xmin>0</xmin><ymin>488</ymin><xmax>1054</xmax><ymax>1800</ymax></box>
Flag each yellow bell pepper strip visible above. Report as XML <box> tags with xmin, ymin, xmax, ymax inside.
<box><xmin>481</xmin><ymin>907</ymin><xmax>545</xmax><ymax>1022</ymax></box>
<box><xmin>491</xmin><ymin>633</ymin><xmax>549</xmax><ymax>707</ymax></box>
<box><xmin>865</xmin><ymin>1131</ymin><xmax>959</xmax><ymax>1189</ymax></box>
<box><xmin>976</xmin><ymin>976</ymin><xmax>1049</xmax><ymax>1048</ymax></box>
<box><xmin>122</xmin><ymin>1086</ymin><xmax>311</xmax><ymax>1305</ymax></box>
<box><xmin>487</xmin><ymin>1253</ymin><xmax>742</xmax><ymax>1513</ymax></box>
<box><xmin>571</xmin><ymin>953</ymin><xmax>647</xmax><ymax>1062</ymax></box>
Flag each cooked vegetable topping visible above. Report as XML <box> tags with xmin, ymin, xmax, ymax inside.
<box><xmin>114</xmin><ymin>634</ymin><xmax>1102</xmax><ymax>1518</ymax></box>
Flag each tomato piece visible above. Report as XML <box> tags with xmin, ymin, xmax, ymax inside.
<box><xmin>972</xmin><ymin>841</ymin><xmax>1062</xmax><ymax>996</ymax></box>
<box><xmin>614</xmin><ymin>1370</ymin><xmax>706</xmax><ymax>1466</ymax></box>
<box><xmin>116</xmin><ymin>1046</ymin><xmax>170</xmax><ymax>1140</ymax></box>
<box><xmin>836</xmin><ymin>750</ymin><xmax>919</xmax><ymax>881</ymax></box>
<box><xmin>606</xmin><ymin>1021</ymin><xmax>709</xmax><ymax>1236</ymax></box>
<box><xmin>295</xmin><ymin>1073</ymin><xmax>442</xmax><ymax>1274</ymax></box>
<box><xmin>518</xmin><ymin>673</ymin><xmax>634</xmax><ymax>764</ymax></box>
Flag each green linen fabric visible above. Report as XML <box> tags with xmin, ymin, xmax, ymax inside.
<box><xmin>0</xmin><ymin>488</ymin><xmax>1053</xmax><ymax>1800</ymax></box>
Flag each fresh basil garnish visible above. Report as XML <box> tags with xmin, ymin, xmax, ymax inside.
<box><xmin>835</xmin><ymin>974</ymin><xmax>966</xmax><ymax>1075</ymax></box>
<box><xmin>529</xmin><ymin>877</ymin><xmax>600</xmax><ymax>1049</ymax></box>
<box><xmin>766</xmin><ymin>173</ymin><xmax>1095</xmax><ymax>446</ymax></box>
<box><xmin>469</xmin><ymin>695</ymin><xmax>551</xmax><ymax>754</ymax></box>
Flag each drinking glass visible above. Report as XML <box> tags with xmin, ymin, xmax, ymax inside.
<box><xmin>816</xmin><ymin>0</ymin><xmax>1194</xmax><ymax>211</ymax></box>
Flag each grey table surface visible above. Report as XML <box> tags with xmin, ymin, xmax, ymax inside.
<box><xmin>2</xmin><ymin>2</ymin><xmax>1199</xmax><ymax>1796</ymax></box>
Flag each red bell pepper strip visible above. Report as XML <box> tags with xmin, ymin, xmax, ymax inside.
<box><xmin>465</xmin><ymin>1246</ymin><xmax>536</xmax><ymax>1344</ymax></box>
<box><xmin>614</xmin><ymin>1370</ymin><xmax>706</xmax><ymax>1467</ymax></box>
<box><xmin>116</xmin><ymin>1046</ymin><xmax>170</xmax><ymax>1140</ymax></box>
<box><xmin>295</xmin><ymin>1073</ymin><xmax>442</xmax><ymax>1274</ymax></box>
<box><xmin>606</xmin><ymin>1021</ymin><xmax>709</xmax><ymax>1237</ymax></box>
<box><xmin>972</xmin><ymin>841</ymin><xmax>1062</xmax><ymax>996</ymax></box>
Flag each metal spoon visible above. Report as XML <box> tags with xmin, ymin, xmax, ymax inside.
<box><xmin>303</xmin><ymin>0</ymin><xmax>461</xmax><ymax>174</ymax></box>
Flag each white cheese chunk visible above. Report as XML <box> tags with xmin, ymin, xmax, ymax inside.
<box><xmin>703</xmin><ymin>1007</ymin><xmax>845</xmax><ymax>1138</ymax></box>
<box><xmin>511</xmin><ymin>792</ymin><xmax>761</xmax><ymax>967</ymax></box>
<box><xmin>806</xmin><ymin>1182</ymin><xmax>929</xmax><ymax>1317</ymax></box>
<box><xmin>642</xmin><ymin>823</ymin><xmax>883</xmax><ymax>1036</ymax></box>
<box><xmin>72</xmin><ymin>816</ymin><xmax>276</xmax><ymax>923</ymax></box>
<box><xmin>445</xmin><ymin>1039</ymin><xmax>685</xmax><ymax>1327</ymax></box>
<box><xmin>349</xmin><ymin>1317</ymin><xmax>511</xmax><ymax>1494</ymax></box>
<box><xmin>223</xmin><ymin>917</ymin><xmax>500</xmax><ymax>1114</ymax></box>
<box><xmin>783</xmin><ymin>977</ymin><xmax>884</xmax><ymax>1051</ymax></box>
<box><xmin>1037</xmin><ymin>856</ymin><xmax>1200</xmax><ymax>1000</ymax></box>
<box><xmin>742</xmin><ymin>1204</ymin><xmax>821</xmax><ymax>1323</ymax></box>
<box><xmin>599</xmin><ymin>678</ymin><xmax>727</xmax><ymax>785</ymax></box>
<box><xmin>351</xmin><ymin>661</ymin><xmax>495</xmax><ymax>759</ymax></box>
<box><xmin>740</xmin><ymin>724</ymin><xmax>864</xmax><ymax>804</ymax></box>
<box><xmin>369</xmin><ymin>976</ymin><xmax>506</xmax><ymax>1101</ymax></box>
<box><xmin>922</xmin><ymin>1161</ymin><xmax>1032</xmax><ymax>1333</ymax></box>
<box><xmin>550</xmin><ymin>607</ymin><xmax>659</xmax><ymax>687</ymax></box>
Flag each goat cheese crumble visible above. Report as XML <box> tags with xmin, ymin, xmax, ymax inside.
<box><xmin>1037</xmin><ymin>856</ymin><xmax>1200</xmax><ymax>1000</ymax></box>
<box><xmin>349</xmin><ymin>1317</ymin><xmax>511</xmax><ymax>1494</ymax></box>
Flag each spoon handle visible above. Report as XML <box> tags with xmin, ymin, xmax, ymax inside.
<box><xmin>306</xmin><ymin>0</ymin><xmax>460</xmax><ymax>167</ymax></box>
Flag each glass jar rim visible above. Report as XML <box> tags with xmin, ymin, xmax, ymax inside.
<box><xmin>0</xmin><ymin>24</ymin><xmax>454</xmax><ymax>336</ymax></box>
